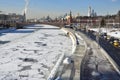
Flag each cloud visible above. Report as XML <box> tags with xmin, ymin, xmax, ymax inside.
<box><xmin>112</xmin><ymin>0</ymin><xmax>117</xmax><ymax>2</ymax></box>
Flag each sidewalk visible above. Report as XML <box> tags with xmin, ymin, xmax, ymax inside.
<box><xmin>59</xmin><ymin>29</ymin><xmax>86</xmax><ymax>80</ymax></box>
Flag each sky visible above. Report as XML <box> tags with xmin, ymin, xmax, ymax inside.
<box><xmin>0</xmin><ymin>0</ymin><xmax>120</xmax><ymax>19</ymax></box>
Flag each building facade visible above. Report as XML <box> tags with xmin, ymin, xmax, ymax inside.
<box><xmin>0</xmin><ymin>13</ymin><xmax>25</xmax><ymax>28</ymax></box>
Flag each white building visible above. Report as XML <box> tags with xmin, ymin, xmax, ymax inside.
<box><xmin>88</xmin><ymin>6</ymin><xmax>97</xmax><ymax>17</ymax></box>
<box><xmin>88</xmin><ymin>6</ymin><xmax>92</xmax><ymax>17</ymax></box>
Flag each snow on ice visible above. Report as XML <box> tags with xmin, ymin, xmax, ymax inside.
<box><xmin>0</xmin><ymin>24</ymin><xmax>72</xmax><ymax>80</ymax></box>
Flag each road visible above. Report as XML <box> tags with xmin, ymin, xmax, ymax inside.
<box><xmin>77</xmin><ymin>30</ymin><xmax>120</xmax><ymax>80</ymax></box>
<box><xmin>85</xmin><ymin>30</ymin><xmax>120</xmax><ymax>67</ymax></box>
<box><xmin>56</xmin><ymin>28</ymin><xmax>120</xmax><ymax>80</ymax></box>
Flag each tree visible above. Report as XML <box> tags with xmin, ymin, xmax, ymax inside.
<box><xmin>100</xmin><ymin>18</ymin><xmax>106</xmax><ymax>27</ymax></box>
<box><xmin>118</xmin><ymin>10</ymin><xmax>120</xmax><ymax>16</ymax></box>
<box><xmin>118</xmin><ymin>10</ymin><xmax>120</xmax><ymax>27</ymax></box>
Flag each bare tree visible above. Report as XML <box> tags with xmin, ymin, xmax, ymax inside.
<box><xmin>100</xmin><ymin>18</ymin><xmax>106</xmax><ymax>27</ymax></box>
<box><xmin>118</xmin><ymin>10</ymin><xmax>120</xmax><ymax>28</ymax></box>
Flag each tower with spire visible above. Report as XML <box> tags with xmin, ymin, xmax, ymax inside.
<box><xmin>23</xmin><ymin>11</ymin><xmax>26</xmax><ymax>22</ymax></box>
<box><xmin>66</xmin><ymin>10</ymin><xmax>73</xmax><ymax>24</ymax></box>
<box><xmin>69</xmin><ymin>10</ymin><xmax>73</xmax><ymax>24</ymax></box>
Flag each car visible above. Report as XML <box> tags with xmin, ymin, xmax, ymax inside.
<box><xmin>64</xmin><ymin>24</ymin><xmax>73</xmax><ymax>29</ymax></box>
<box><xmin>108</xmin><ymin>37</ymin><xmax>115</xmax><ymax>44</ymax></box>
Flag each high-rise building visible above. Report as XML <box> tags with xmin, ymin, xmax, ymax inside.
<box><xmin>88</xmin><ymin>6</ymin><xmax>97</xmax><ymax>17</ymax></box>
<box><xmin>88</xmin><ymin>6</ymin><xmax>92</xmax><ymax>17</ymax></box>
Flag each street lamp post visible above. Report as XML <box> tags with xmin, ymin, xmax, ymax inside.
<box><xmin>107</xmin><ymin>13</ymin><xmax>109</xmax><ymax>33</ymax></box>
<box><xmin>96</xmin><ymin>22</ymin><xmax>100</xmax><ymax>48</ymax></box>
<box><xmin>118</xmin><ymin>11</ymin><xmax>120</xmax><ymax>28</ymax></box>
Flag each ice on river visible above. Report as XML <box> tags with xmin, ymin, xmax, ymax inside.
<box><xmin>0</xmin><ymin>24</ymin><xmax>72</xmax><ymax>80</ymax></box>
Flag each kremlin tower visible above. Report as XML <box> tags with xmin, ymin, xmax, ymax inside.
<box><xmin>66</xmin><ymin>11</ymin><xmax>73</xmax><ymax>24</ymax></box>
<box><xmin>23</xmin><ymin>11</ymin><xmax>26</xmax><ymax>22</ymax></box>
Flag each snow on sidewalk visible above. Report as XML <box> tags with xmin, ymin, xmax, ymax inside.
<box><xmin>0</xmin><ymin>24</ymin><xmax>72</xmax><ymax>80</ymax></box>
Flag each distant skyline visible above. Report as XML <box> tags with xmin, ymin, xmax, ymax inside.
<box><xmin>0</xmin><ymin>0</ymin><xmax>120</xmax><ymax>19</ymax></box>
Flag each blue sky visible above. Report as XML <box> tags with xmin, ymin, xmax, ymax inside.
<box><xmin>0</xmin><ymin>0</ymin><xmax>120</xmax><ymax>19</ymax></box>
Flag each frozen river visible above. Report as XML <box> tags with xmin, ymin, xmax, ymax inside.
<box><xmin>0</xmin><ymin>24</ymin><xmax>72</xmax><ymax>80</ymax></box>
